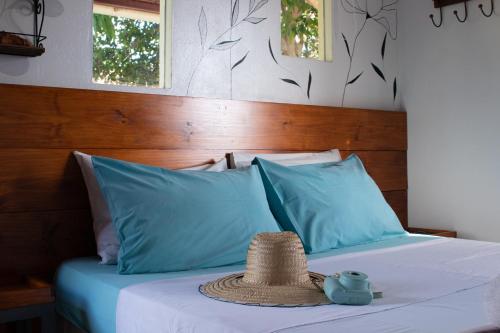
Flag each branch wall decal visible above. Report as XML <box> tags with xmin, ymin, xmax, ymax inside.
<box><xmin>184</xmin><ymin>0</ymin><xmax>399</xmax><ymax>107</ymax></box>
<box><xmin>340</xmin><ymin>0</ymin><xmax>399</xmax><ymax>106</ymax></box>
<box><xmin>371</xmin><ymin>32</ymin><xmax>399</xmax><ymax>104</ymax></box>
<box><xmin>187</xmin><ymin>0</ymin><xmax>269</xmax><ymax>97</ymax></box>
<box><xmin>268</xmin><ymin>37</ymin><xmax>313</xmax><ymax>100</ymax></box>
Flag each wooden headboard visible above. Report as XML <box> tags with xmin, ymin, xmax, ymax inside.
<box><xmin>0</xmin><ymin>83</ymin><xmax>407</xmax><ymax>281</ymax></box>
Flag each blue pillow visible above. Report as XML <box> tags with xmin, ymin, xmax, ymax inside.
<box><xmin>92</xmin><ymin>156</ymin><xmax>280</xmax><ymax>274</ymax></box>
<box><xmin>253</xmin><ymin>154</ymin><xmax>406</xmax><ymax>254</ymax></box>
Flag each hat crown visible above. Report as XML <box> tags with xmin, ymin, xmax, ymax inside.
<box><xmin>243</xmin><ymin>232</ymin><xmax>311</xmax><ymax>286</ymax></box>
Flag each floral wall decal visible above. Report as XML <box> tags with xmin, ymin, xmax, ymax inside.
<box><xmin>268</xmin><ymin>37</ymin><xmax>313</xmax><ymax>100</ymax></box>
<box><xmin>371</xmin><ymin>32</ymin><xmax>398</xmax><ymax>103</ymax></box>
<box><xmin>187</xmin><ymin>0</ymin><xmax>269</xmax><ymax>97</ymax></box>
<box><xmin>0</xmin><ymin>1</ymin><xmax>401</xmax><ymax>111</ymax></box>
<box><xmin>186</xmin><ymin>0</ymin><xmax>398</xmax><ymax>105</ymax></box>
<box><xmin>340</xmin><ymin>0</ymin><xmax>398</xmax><ymax>106</ymax></box>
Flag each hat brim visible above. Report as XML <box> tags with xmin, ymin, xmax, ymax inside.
<box><xmin>199</xmin><ymin>272</ymin><xmax>331</xmax><ymax>307</ymax></box>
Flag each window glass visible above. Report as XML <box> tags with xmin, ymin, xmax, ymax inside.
<box><xmin>92</xmin><ymin>0</ymin><xmax>171</xmax><ymax>87</ymax></box>
<box><xmin>281</xmin><ymin>0</ymin><xmax>333</xmax><ymax>62</ymax></box>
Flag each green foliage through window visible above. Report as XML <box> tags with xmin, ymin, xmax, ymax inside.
<box><xmin>281</xmin><ymin>0</ymin><xmax>320</xmax><ymax>60</ymax></box>
<box><xmin>93</xmin><ymin>13</ymin><xmax>160</xmax><ymax>87</ymax></box>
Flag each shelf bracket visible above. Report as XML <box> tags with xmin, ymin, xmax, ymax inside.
<box><xmin>32</xmin><ymin>0</ymin><xmax>46</xmax><ymax>48</ymax></box>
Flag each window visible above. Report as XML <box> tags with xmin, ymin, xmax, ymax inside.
<box><xmin>281</xmin><ymin>0</ymin><xmax>333</xmax><ymax>62</ymax></box>
<box><xmin>92</xmin><ymin>0</ymin><xmax>172</xmax><ymax>88</ymax></box>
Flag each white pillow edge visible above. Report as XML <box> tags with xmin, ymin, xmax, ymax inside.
<box><xmin>229</xmin><ymin>149</ymin><xmax>342</xmax><ymax>169</ymax></box>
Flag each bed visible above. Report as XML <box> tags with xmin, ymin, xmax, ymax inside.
<box><xmin>55</xmin><ymin>235</ymin><xmax>499</xmax><ymax>332</ymax></box>
<box><xmin>0</xmin><ymin>83</ymin><xmax>497</xmax><ymax>333</ymax></box>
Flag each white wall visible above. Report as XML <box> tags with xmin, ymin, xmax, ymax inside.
<box><xmin>8</xmin><ymin>0</ymin><xmax>499</xmax><ymax>241</ymax></box>
<box><xmin>0</xmin><ymin>0</ymin><xmax>400</xmax><ymax>110</ymax></box>
<box><xmin>398</xmin><ymin>0</ymin><xmax>500</xmax><ymax>241</ymax></box>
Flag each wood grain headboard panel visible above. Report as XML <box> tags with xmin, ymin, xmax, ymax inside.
<box><xmin>0</xmin><ymin>83</ymin><xmax>407</xmax><ymax>281</ymax></box>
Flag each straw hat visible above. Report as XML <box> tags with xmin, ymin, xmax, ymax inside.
<box><xmin>200</xmin><ymin>232</ymin><xmax>331</xmax><ymax>307</ymax></box>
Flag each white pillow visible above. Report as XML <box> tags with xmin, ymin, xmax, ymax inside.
<box><xmin>229</xmin><ymin>149</ymin><xmax>342</xmax><ymax>169</ymax></box>
<box><xmin>73</xmin><ymin>151</ymin><xmax>228</xmax><ymax>264</ymax></box>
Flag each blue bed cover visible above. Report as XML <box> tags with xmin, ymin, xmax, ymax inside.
<box><xmin>55</xmin><ymin>234</ymin><xmax>435</xmax><ymax>333</ymax></box>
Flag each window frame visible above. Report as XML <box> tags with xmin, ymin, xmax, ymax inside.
<box><xmin>91</xmin><ymin>0</ymin><xmax>172</xmax><ymax>89</ymax></box>
<box><xmin>160</xmin><ymin>0</ymin><xmax>172</xmax><ymax>88</ymax></box>
<box><xmin>318</xmin><ymin>0</ymin><xmax>333</xmax><ymax>62</ymax></box>
<box><xmin>280</xmin><ymin>0</ymin><xmax>333</xmax><ymax>62</ymax></box>
<box><xmin>94</xmin><ymin>0</ymin><xmax>160</xmax><ymax>14</ymax></box>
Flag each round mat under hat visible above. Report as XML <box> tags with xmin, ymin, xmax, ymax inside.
<box><xmin>200</xmin><ymin>232</ymin><xmax>331</xmax><ymax>307</ymax></box>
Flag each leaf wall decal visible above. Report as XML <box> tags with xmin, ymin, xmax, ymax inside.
<box><xmin>281</xmin><ymin>78</ymin><xmax>301</xmax><ymax>87</ymax></box>
<box><xmin>232</xmin><ymin>51</ymin><xmax>249</xmax><ymax>70</ymax></box>
<box><xmin>371</xmin><ymin>63</ymin><xmax>386</xmax><ymax>82</ymax></box>
<box><xmin>244</xmin><ymin>17</ymin><xmax>266</xmax><ymax>24</ymax></box>
<box><xmin>251</xmin><ymin>0</ymin><xmax>269</xmax><ymax>14</ymax></box>
<box><xmin>347</xmin><ymin>71</ymin><xmax>363</xmax><ymax>85</ymax></box>
<box><xmin>231</xmin><ymin>0</ymin><xmax>240</xmax><ymax>26</ymax></box>
<box><xmin>393</xmin><ymin>77</ymin><xmax>398</xmax><ymax>101</ymax></box>
<box><xmin>342</xmin><ymin>33</ymin><xmax>351</xmax><ymax>58</ymax></box>
<box><xmin>210</xmin><ymin>38</ymin><xmax>242</xmax><ymax>51</ymax></box>
<box><xmin>307</xmin><ymin>71</ymin><xmax>312</xmax><ymax>99</ymax></box>
<box><xmin>381</xmin><ymin>33</ymin><xmax>387</xmax><ymax>60</ymax></box>
<box><xmin>198</xmin><ymin>7</ymin><xmax>207</xmax><ymax>47</ymax></box>
<box><xmin>268</xmin><ymin>37</ymin><xmax>278</xmax><ymax>64</ymax></box>
<box><xmin>249</xmin><ymin>0</ymin><xmax>255</xmax><ymax>13</ymax></box>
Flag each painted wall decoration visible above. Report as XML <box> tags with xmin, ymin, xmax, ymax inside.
<box><xmin>187</xmin><ymin>0</ymin><xmax>315</xmax><ymax>101</ymax></box>
<box><xmin>268</xmin><ymin>36</ymin><xmax>313</xmax><ymax>100</ymax></box>
<box><xmin>187</xmin><ymin>0</ymin><xmax>270</xmax><ymax>98</ymax></box>
<box><xmin>0</xmin><ymin>0</ymin><xmax>400</xmax><ymax>111</ymax></box>
<box><xmin>340</xmin><ymin>0</ymin><xmax>398</xmax><ymax>106</ymax></box>
<box><xmin>187</xmin><ymin>0</ymin><xmax>398</xmax><ymax>105</ymax></box>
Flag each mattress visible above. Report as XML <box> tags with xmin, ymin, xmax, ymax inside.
<box><xmin>55</xmin><ymin>235</ymin><xmax>498</xmax><ymax>333</ymax></box>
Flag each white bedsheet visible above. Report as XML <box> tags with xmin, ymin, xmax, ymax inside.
<box><xmin>116</xmin><ymin>238</ymin><xmax>500</xmax><ymax>333</ymax></box>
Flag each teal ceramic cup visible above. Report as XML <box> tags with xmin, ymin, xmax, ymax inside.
<box><xmin>323</xmin><ymin>271</ymin><xmax>374</xmax><ymax>306</ymax></box>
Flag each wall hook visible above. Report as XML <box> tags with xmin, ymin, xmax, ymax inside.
<box><xmin>453</xmin><ymin>1</ymin><xmax>468</xmax><ymax>22</ymax></box>
<box><xmin>479</xmin><ymin>0</ymin><xmax>494</xmax><ymax>17</ymax></box>
<box><xmin>430</xmin><ymin>7</ymin><xmax>443</xmax><ymax>27</ymax></box>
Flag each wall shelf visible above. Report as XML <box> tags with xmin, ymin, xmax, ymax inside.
<box><xmin>0</xmin><ymin>0</ymin><xmax>46</xmax><ymax>57</ymax></box>
<box><xmin>0</xmin><ymin>44</ymin><xmax>45</xmax><ymax>57</ymax></box>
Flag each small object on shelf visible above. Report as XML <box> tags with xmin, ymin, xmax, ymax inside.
<box><xmin>0</xmin><ymin>31</ymin><xmax>33</xmax><ymax>47</ymax></box>
<box><xmin>0</xmin><ymin>276</ymin><xmax>55</xmax><ymax>333</ymax></box>
<box><xmin>407</xmin><ymin>227</ymin><xmax>458</xmax><ymax>238</ymax></box>
<box><xmin>0</xmin><ymin>44</ymin><xmax>45</xmax><ymax>57</ymax></box>
<box><xmin>0</xmin><ymin>0</ymin><xmax>46</xmax><ymax>57</ymax></box>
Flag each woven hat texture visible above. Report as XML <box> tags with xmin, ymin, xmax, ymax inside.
<box><xmin>200</xmin><ymin>232</ymin><xmax>330</xmax><ymax>307</ymax></box>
